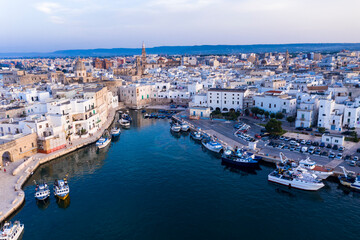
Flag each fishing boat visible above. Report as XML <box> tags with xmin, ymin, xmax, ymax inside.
<box><xmin>338</xmin><ymin>166</ymin><xmax>356</xmax><ymax>187</ymax></box>
<box><xmin>110</xmin><ymin>127</ymin><xmax>121</xmax><ymax>137</ymax></box>
<box><xmin>141</xmin><ymin>109</ymin><xmax>146</xmax><ymax>113</ymax></box>
<box><xmin>119</xmin><ymin>119</ymin><xmax>130</xmax><ymax>128</ymax></box>
<box><xmin>96</xmin><ymin>137</ymin><xmax>111</xmax><ymax>149</ymax></box>
<box><xmin>54</xmin><ymin>177</ymin><xmax>70</xmax><ymax>200</ymax></box>
<box><xmin>350</xmin><ymin>176</ymin><xmax>360</xmax><ymax>191</ymax></box>
<box><xmin>171</xmin><ymin>123</ymin><xmax>181</xmax><ymax>132</ymax></box>
<box><xmin>0</xmin><ymin>221</ymin><xmax>24</xmax><ymax>240</ymax></box>
<box><xmin>181</xmin><ymin>123</ymin><xmax>190</xmax><ymax>131</ymax></box>
<box><xmin>144</xmin><ymin>113</ymin><xmax>150</xmax><ymax>118</ymax></box>
<box><xmin>298</xmin><ymin>157</ymin><xmax>333</xmax><ymax>179</ymax></box>
<box><xmin>190</xmin><ymin>131</ymin><xmax>203</xmax><ymax>141</ymax></box>
<box><xmin>121</xmin><ymin>113</ymin><xmax>132</xmax><ymax>122</ymax></box>
<box><xmin>268</xmin><ymin>168</ymin><xmax>324</xmax><ymax>191</ymax></box>
<box><xmin>34</xmin><ymin>182</ymin><xmax>50</xmax><ymax>201</ymax></box>
<box><xmin>202</xmin><ymin>138</ymin><xmax>223</xmax><ymax>153</ymax></box>
<box><xmin>222</xmin><ymin>148</ymin><xmax>258</xmax><ymax>167</ymax></box>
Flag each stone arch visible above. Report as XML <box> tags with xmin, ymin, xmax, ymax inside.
<box><xmin>210</xmin><ymin>107</ymin><xmax>214</xmax><ymax>111</ymax></box>
<box><xmin>230</xmin><ymin>108</ymin><xmax>235</xmax><ymax>112</ymax></box>
<box><xmin>2</xmin><ymin>151</ymin><xmax>11</xmax><ymax>167</ymax></box>
<box><xmin>223</xmin><ymin>108</ymin><xmax>228</xmax><ymax>112</ymax></box>
<box><xmin>215</xmin><ymin>107</ymin><xmax>221</xmax><ymax>112</ymax></box>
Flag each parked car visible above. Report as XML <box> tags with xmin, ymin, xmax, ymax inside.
<box><xmin>345</xmin><ymin>155</ymin><xmax>351</xmax><ymax>160</ymax></box>
<box><xmin>336</xmin><ymin>153</ymin><xmax>343</xmax><ymax>159</ymax></box>
<box><xmin>279</xmin><ymin>136</ymin><xmax>285</xmax><ymax>140</ymax></box>
<box><xmin>305</xmin><ymin>127</ymin><xmax>313</xmax><ymax>131</ymax></box>
<box><xmin>308</xmin><ymin>146</ymin><xmax>315</xmax><ymax>154</ymax></box>
<box><xmin>338</xmin><ymin>146</ymin><xmax>344</xmax><ymax>152</ymax></box>
<box><xmin>312</xmin><ymin>142</ymin><xmax>319</xmax><ymax>147</ymax></box>
<box><xmin>300</xmin><ymin>140</ymin><xmax>306</xmax><ymax>145</ymax></box>
<box><xmin>290</xmin><ymin>146</ymin><xmax>296</xmax><ymax>151</ymax></box>
<box><xmin>354</xmin><ymin>156</ymin><xmax>359</xmax><ymax>161</ymax></box>
<box><xmin>289</xmin><ymin>140</ymin><xmax>297</xmax><ymax>145</ymax></box>
<box><xmin>329</xmin><ymin>152</ymin><xmax>336</xmax><ymax>158</ymax></box>
<box><xmin>332</xmin><ymin>145</ymin><xmax>338</xmax><ymax>151</ymax></box>
<box><xmin>284</xmin><ymin>137</ymin><xmax>290</xmax><ymax>141</ymax></box>
<box><xmin>356</xmin><ymin>148</ymin><xmax>360</xmax><ymax>153</ymax></box>
<box><xmin>283</xmin><ymin>145</ymin><xmax>290</xmax><ymax>150</ymax></box>
<box><xmin>260</xmin><ymin>128</ymin><xmax>267</xmax><ymax>133</ymax></box>
<box><xmin>314</xmin><ymin>149</ymin><xmax>321</xmax><ymax>155</ymax></box>
<box><xmin>295</xmin><ymin>146</ymin><xmax>302</xmax><ymax>152</ymax></box>
<box><xmin>255</xmin><ymin>134</ymin><xmax>262</xmax><ymax>139</ymax></box>
<box><xmin>301</xmin><ymin>146</ymin><xmax>308</xmax><ymax>152</ymax></box>
<box><xmin>321</xmin><ymin>151</ymin><xmax>329</xmax><ymax>157</ymax></box>
<box><xmin>306</xmin><ymin>140</ymin><xmax>312</xmax><ymax>145</ymax></box>
<box><xmin>319</xmin><ymin>142</ymin><xmax>325</xmax><ymax>148</ymax></box>
<box><xmin>326</xmin><ymin>144</ymin><xmax>332</xmax><ymax>149</ymax></box>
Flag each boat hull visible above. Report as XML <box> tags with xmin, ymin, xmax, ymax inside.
<box><xmin>202</xmin><ymin>141</ymin><xmax>223</xmax><ymax>153</ymax></box>
<box><xmin>221</xmin><ymin>157</ymin><xmax>258</xmax><ymax>168</ymax></box>
<box><xmin>190</xmin><ymin>134</ymin><xmax>202</xmax><ymax>141</ymax></box>
<box><xmin>55</xmin><ymin>193</ymin><xmax>69</xmax><ymax>200</ymax></box>
<box><xmin>268</xmin><ymin>175</ymin><xmax>324</xmax><ymax>191</ymax></box>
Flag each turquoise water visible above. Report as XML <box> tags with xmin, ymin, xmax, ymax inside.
<box><xmin>13</xmin><ymin>111</ymin><xmax>360</xmax><ymax>239</ymax></box>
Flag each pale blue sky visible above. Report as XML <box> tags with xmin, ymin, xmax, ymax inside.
<box><xmin>1</xmin><ymin>0</ymin><xmax>360</xmax><ymax>52</ymax></box>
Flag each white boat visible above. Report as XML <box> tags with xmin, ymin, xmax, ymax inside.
<box><xmin>268</xmin><ymin>168</ymin><xmax>324</xmax><ymax>191</ymax></box>
<box><xmin>0</xmin><ymin>221</ymin><xmax>24</xmax><ymax>240</ymax></box>
<box><xmin>34</xmin><ymin>182</ymin><xmax>50</xmax><ymax>201</ymax></box>
<box><xmin>298</xmin><ymin>157</ymin><xmax>334</xmax><ymax>180</ymax></box>
<box><xmin>350</xmin><ymin>176</ymin><xmax>360</xmax><ymax>191</ymax></box>
<box><xmin>202</xmin><ymin>139</ymin><xmax>223</xmax><ymax>153</ymax></box>
<box><xmin>110</xmin><ymin>127</ymin><xmax>121</xmax><ymax>137</ymax></box>
<box><xmin>96</xmin><ymin>137</ymin><xmax>111</xmax><ymax>149</ymax></box>
<box><xmin>181</xmin><ymin>123</ymin><xmax>190</xmax><ymax>131</ymax></box>
<box><xmin>54</xmin><ymin>178</ymin><xmax>70</xmax><ymax>200</ymax></box>
<box><xmin>171</xmin><ymin>124</ymin><xmax>181</xmax><ymax>132</ymax></box>
<box><xmin>119</xmin><ymin>119</ymin><xmax>130</xmax><ymax>128</ymax></box>
<box><xmin>338</xmin><ymin>166</ymin><xmax>356</xmax><ymax>187</ymax></box>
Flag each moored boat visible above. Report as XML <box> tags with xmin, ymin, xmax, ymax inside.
<box><xmin>0</xmin><ymin>221</ymin><xmax>24</xmax><ymax>240</ymax></box>
<box><xmin>350</xmin><ymin>176</ymin><xmax>360</xmax><ymax>191</ymax></box>
<box><xmin>119</xmin><ymin>119</ymin><xmax>131</xmax><ymax>128</ymax></box>
<box><xmin>298</xmin><ymin>157</ymin><xmax>334</xmax><ymax>180</ymax></box>
<box><xmin>144</xmin><ymin>113</ymin><xmax>150</xmax><ymax>118</ymax></box>
<box><xmin>34</xmin><ymin>182</ymin><xmax>50</xmax><ymax>201</ymax></box>
<box><xmin>181</xmin><ymin>123</ymin><xmax>190</xmax><ymax>131</ymax></box>
<box><xmin>190</xmin><ymin>131</ymin><xmax>203</xmax><ymax>141</ymax></box>
<box><xmin>96</xmin><ymin>137</ymin><xmax>111</xmax><ymax>149</ymax></box>
<box><xmin>171</xmin><ymin>123</ymin><xmax>181</xmax><ymax>132</ymax></box>
<box><xmin>338</xmin><ymin>166</ymin><xmax>356</xmax><ymax>187</ymax></box>
<box><xmin>221</xmin><ymin>149</ymin><xmax>258</xmax><ymax>167</ymax></box>
<box><xmin>268</xmin><ymin>168</ymin><xmax>324</xmax><ymax>191</ymax></box>
<box><xmin>54</xmin><ymin>177</ymin><xmax>70</xmax><ymax>200</ymax></box>
<box><xmin>121</xmin><ymin>113</ymin><xmax>132</xmax><ymax>122</ymax></box>
<box><xmin>110</xmin><ymin>127</ymin><xmax>121</xmax><ymax>137</ymax></box>
<box><xmin>202</xmin><ymin>138</ymin><xmax>223</xmax><ymax>153</ymax></box>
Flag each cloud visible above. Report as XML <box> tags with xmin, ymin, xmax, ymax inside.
<box><xmin>35</xmin><ymin>2</ymin><xmax>63</xmax><ymax>14</ymax></box>
<box><xmin>49</xmin><ymin>15</ymin><xmax>65</xmax><ymax>24</ymax></box>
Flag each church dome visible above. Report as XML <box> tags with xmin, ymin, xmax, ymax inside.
<box><xmin>74</xmin><ymin>58</ymin><xmax>86</xmax><ymax>71</ymax></box>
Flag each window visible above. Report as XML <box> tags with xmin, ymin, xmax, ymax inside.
<box><xmin>335</xmin><ymin>140</ymin><xmax>338</xmax><ymax>143</ymax></box>
<box><xmin>269</xmin><ymin>104</ymin><xmax>271</xmax><ymax>108</ymax></box>
<box><xmin>20</xmin><ymin>147</ymin><xmax>22</xmax><ymax>152</ymax></box>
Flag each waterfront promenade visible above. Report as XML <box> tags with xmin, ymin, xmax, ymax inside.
<box><xmin>0</xmin><ymin>106</ymin><xmax>121</xmax><ymax>223</ymax></box>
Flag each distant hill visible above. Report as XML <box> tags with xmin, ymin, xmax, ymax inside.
<box><xmin>1</xmin><ymin>43</ymin><xmax>360</xmax><ymax>58</ymax></box>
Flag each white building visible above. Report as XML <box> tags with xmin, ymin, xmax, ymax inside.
<box><xmin>317</xmin><ymin>99</ymin><xmax>344</xmax><ymax>131</ymax></box>
<box><xmin>253</xmin><ymin>91</ymin><xmax>297</xmax><ymax>115</ymax></box>
<box><xmin>207</xmin><ymin>88</ymin><xmax>248</xmax><ymax>112</ymax></box>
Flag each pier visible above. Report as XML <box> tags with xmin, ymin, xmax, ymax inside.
<box><xmin>0</xmin><ymin>106</ymin><xmax>121</xmax><ymax>223</ymax></box>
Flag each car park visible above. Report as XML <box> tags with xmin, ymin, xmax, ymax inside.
<box><xmin>332</xmin><ymin>145</ymin><xmax>338</xmax><ymax>151</ymax></box>
<box><xmin>300</xmin><ymin>140</ymin><xmax>306</xmax><ymax>145</ymax></box>
<box><xmin>314</xmin><ymin>149</ymin><xmax>321</xmax><ymax>155</ymax></box>
<box><xmin>326</xmin><ymin>144</ymin><xmax>332</xmax><ymax>148</ymax></box>
<box><xmin>320</xmin><ymin>142</ymin><xmax>325</xmax><ymax>148</ymax></box>
<box><xmin>338</xmin><ymin>146</ymin><xmax>344</xmax><ymax>152</ymax></box>
<box><xmin>329</xmin><ymin>152</ymin><xmax>336</xmax><ymax>158</ymax></box>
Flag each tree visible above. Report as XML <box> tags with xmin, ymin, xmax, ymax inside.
<box><xmin>354</xmin><ymin>132</ymin><xmax>359</xmax><ymax>142</ymax></box>
<box><xmin>244</xmin><ymin>109</ymin><xmax>250</xmax><ymax>116</ymax></box>
<box><xmin>258</xmin><ymin>109</ymin><xmax>265</xmax><ymax>116</ymax></box>
<box><xmin>270</xmin><ymin>113</ymin><xmax>275</xmax><ymax>118</ymax></box>
<box><xmin>264</xmin><ymin>111</ymin><xmax>270</xmax><ymax>118</ymax></box>
<box><xmin>286</xmin><ymin>116</ymin><xmax>295</xmax><ymax>126</ymax></box>
<box><xmin>265</xmin><ymin>119</ymin><xmax>283</xmax><ymax>135</ymax></box>
<box><xmin>275</xmin><ymin>112</ymin><xmax>284</xmax><ymax>119</ymax></box>
<box><xmin>318</xmin><ymin>127</ymin><xmax>326</xmax><ymax>133</ymax></box>
<box><xmin>251</xmin><ymin>107</ymin><xmax>259</xmax><ymax>116</ymax></box>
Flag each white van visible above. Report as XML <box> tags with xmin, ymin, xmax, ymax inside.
<box><xmin>301</xmin><ymin>146</ymin><xmax>308</xmax><ymax>152</ymax></box>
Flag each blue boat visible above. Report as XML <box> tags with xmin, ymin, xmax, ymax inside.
<box><xmin>122</xmin><ymin>113</ymin><xmax>132</xmax><ymax>122</ymax></box>
<box><xmin>202</xmin><ymin>138</ymin><xmax>223</xmax><ymax>153</ymax></box>
<box><xmin>141</xmin><ymin>110</ymin><xmax>146</xmax><ymax>113</ymax></box>
<box><xmin>190</xmin><ymin>131</ymin><xmax>203</xmax><ymax>141</ymax></box>
<box><xmin>110</xmin><ymin>127</ymin><xmax>121</xmax><ymax>137</ymax></box>
<box><xmin>35</xmin><ymin>182</ymin><xmax>50</xmax><ymax>201</ymax></box>
<box><xmin>221</xmin><ymin>149</ymin><xmax>258</xmax><ymax>167</ymax></box>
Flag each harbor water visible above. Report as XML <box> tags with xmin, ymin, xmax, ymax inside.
<box><xmin>13</xmin><ymin>111</ymin><xmax>360</xmax><ymax>239</ymax></box>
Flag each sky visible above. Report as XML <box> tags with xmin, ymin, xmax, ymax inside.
<box><xmin>1</xmin><ymin>0</ymin><xmax>360</xmax><ymax>52</ymax></box>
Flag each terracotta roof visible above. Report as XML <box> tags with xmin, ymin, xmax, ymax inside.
<box><xmin>307</xmin><ymin>86</ymin><xmax>328</xmax><ymax>91</ymax></box>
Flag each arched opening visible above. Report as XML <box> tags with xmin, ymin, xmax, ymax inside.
<box><xmin>2</xmin><ymin>151</ymin><xmax>11</xmax><ymax>166</ymax></box>
<box><xmin>210</xmin><ymin>107</ymin><xmax>214</xmax><ymax>111</ymax></box>
<box><xmin>223</xmin><ymin>108</ymin><xmax>228</xmax><ymax>112</ymax></box>
<box><xmin>215</xmin><ymin>107</ymin><xmax>221</xmax><ymax>112</ymax></box>
<box><xmin>230</xmin><ymin>108</ymin><xmax>235</xmax><ymax>112</ymax></box>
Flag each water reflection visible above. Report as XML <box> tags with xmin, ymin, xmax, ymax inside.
<box><xmin>56</xmin><ymin>197</ymin><xmax>70</xmax><ymax>209</ymax></box>
<box><xmin>36</xmin><ymin>198</ymin><xmax>51</xmax><ymax>210</ymax></box>
<box><xmin>25</xmin><ymin>144</ymin><xmax>107</xmax><ymax>188</ymax></box>
<box><xmin>221</xmin><ymin>162</ymin><xmax>259</xmax><ymax>175</ymax></box>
